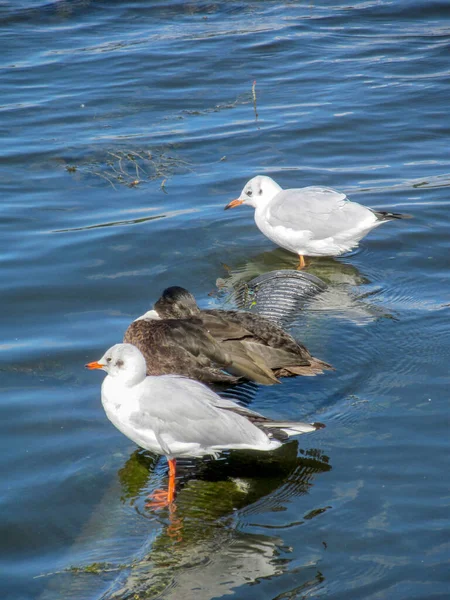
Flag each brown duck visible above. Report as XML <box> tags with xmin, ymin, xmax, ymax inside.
<box><xmin>123</xmin><ymin>286</ymin><xmax>332</xmax><ymax>386</ymax></box>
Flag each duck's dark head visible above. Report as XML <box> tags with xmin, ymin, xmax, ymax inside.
<box><xmin>154</xmin><ymin>286</ymin><xmax>200</xmax><ymax>319</ymax></box>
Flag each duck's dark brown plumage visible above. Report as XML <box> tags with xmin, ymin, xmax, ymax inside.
<box><xmin>123</xmin><ymin>308</ymin><xmax>281</xmax><ymax>385</ymax></box>
<box><xmin>124</xmin><ymin>286</ymin><xmax>332</xmax><ymax>386</ymax></box>
<box><xmin>201</xmin><ymin>309</ymin><xmax>332</xmax><ymax>377</ymax></box>
<box><xmin>124</xmin><ymin>318</ymin><xmax>241</xmax><ymax>385</ymax></box>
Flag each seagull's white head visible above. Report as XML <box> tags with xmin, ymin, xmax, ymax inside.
<box><xmin>225</xmin><ymin>176</ymin><xmax>282</xmax><ymax>210</ymax></box>
<box><xmin>86</xmin><ymin>343</ymin><xmax>147</xmax><ymax>387</ymax></box>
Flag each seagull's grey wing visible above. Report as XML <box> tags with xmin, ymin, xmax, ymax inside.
<box><xmin>130</xmin><ymin>376</ymin><xmax>267</xmax><ymax>450</ymax></box>
<box><xmin>202</xmin><ymin>389</ymin><xmax>324</xmax><ymax>437</ymax></box>
<box><xmin>268</xmin><ymin>187</ymin><xmax>373</xmax><ymax>238</ymax></box>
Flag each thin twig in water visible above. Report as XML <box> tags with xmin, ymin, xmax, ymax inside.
<box><xmin>134</xmin><ymin>159</ymin><xmax>150</xmax><ymax>179</ymax></box>
<box><xmin>107</xmin><ymin>152</ymin><xmax>127</xmax><ymax>176</ymax></box>
<box><xmin>93</xmin><ymin>171</ymin><xmax>118</xmax><ymax>190</ymax></box>
<box><xmin>252</xmin><ymin>80</ymin><xmax>259</xmax><ymax>122</ymax></box>
<box><xmin>107</xmin><ymin>156</ymin><xmax>127</xmax><ymax>179</ymax></box>
<box><xmin>107</xmin><ymin>152</ymin><xmax>124</xmax><ymax>162</ymax></box>
<box><xmin>70</xmin><ymin>146</ymin><xmax>194</xmax><ymax>190</ymax></box>
<box><xmin>165</xmin><ymin>156</ymin><xmax>192</xmax><ymax>166</ymax></box>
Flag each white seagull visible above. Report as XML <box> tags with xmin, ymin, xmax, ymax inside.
<box><xmin>86</xmin><ymin>343</ymin><xmax>324</xmax><ymax>507</ymax></box>
<box><xmin>225</xmin><ymin>175</ymin><xmax>410</xmax><ymax>268</ymax></box>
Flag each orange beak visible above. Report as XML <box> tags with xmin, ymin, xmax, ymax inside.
<box><xmin>85</xmin><ymin>361</ymin><xmax>104</xmax><ymax>370</ymax></box>
<box><xmin>224</xmin><ymin>198</ymin><xmax>244</xmax><ymax>210</ymax></box>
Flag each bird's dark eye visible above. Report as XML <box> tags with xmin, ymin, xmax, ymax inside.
<box><xmin>247</xmin><ymin>189</ymin><xmax>253</xmax><ymax>197</ymax></box>
<box><xmin>106</xmin><ymin>357</ymin><xmax>112</xmax><ymax>363</ymax></box>
<box><xmin>116</xmin><ymin>359</ymin><xmax>124</xmax><ymax>368</ymax></box>
<box><xmin>258</xmin><ymin>188</ymin><xmax>263</xmax><ymax>195</ymax></box>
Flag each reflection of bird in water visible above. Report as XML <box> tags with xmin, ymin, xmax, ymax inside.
<box><xmin>217</xmin><ymin>251</ymin><xmax>393</xmax><ymax>328</ymax></box>
<box><xmin>124</xmin><ymin>286</ymin><xmax>332</xmax><ymax>384</ymax></box>
<box><xmin>215</xmin><ymin>248</ymin><xmax>367</xmax><ymax>291</ymax></box>
<box><xmin>118</xmin><ymin>443</ymin><xmax>332</xmax><ymax>519</ymax></box>
<box><xmin>231</xmin><ymin>270</ymin><xmax>327</xmax><ymax>326</ymax></box>
<box><xmin>86</xmin><ymin>343</ymin><xmax>324</xmax><ymax>509</ymax></box>
<box><xmin>107</xmin><ymin>443</ymin><xmax>331</xmax><ymax>600</ymax></box>
<box><xmin>40</xmin><ymin>441</ymin><xmax>330</xmax><ymax>600</ymax></box>
<box><xmin>225</xmin><ymin>175</ymin><xmax>411</xmax><ymax>268</ymax></box>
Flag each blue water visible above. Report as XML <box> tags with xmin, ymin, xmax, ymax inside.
<box><xmin>1</xmin><ymin>1</ymin><xmax>449</xmax><ymax>599</ymax></box>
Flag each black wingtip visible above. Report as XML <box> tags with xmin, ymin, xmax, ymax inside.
<box><xmin>312</xmin><ymin>422</ymin><xmax>326</xmax><ymax>430</ymax></box>
<box><xmin>376</xmin><ymin>210</ymin><xmax>413</xmax><ymax>221</ymax></box>
<box><xmin>390</xmin><ymin>212</ymin><xmax>413</xmax><ymax>220</ymax></box>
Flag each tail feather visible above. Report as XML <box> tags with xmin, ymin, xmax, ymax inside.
<box><xmin>217</xmin><ymin>402</ymin><xmax>325</xmax><ymax>440</ymax></box>
<box><xmin>261</xmin><ymin>420</ymin><xmax>325</xmax><ymax>441</ymax></box>
<box><xmin>274</xmin><ymin>356</ymin><xmax>334</xmax><ymax>377</ymax></box>
<box><xmin>375</xmin><ymin>210</ymin><xmax>412</xmax><ymax>221</ymax></box>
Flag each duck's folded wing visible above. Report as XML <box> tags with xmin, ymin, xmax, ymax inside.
<box><xmin>124</xmin><ymin>318</ymin><xmax>237</xmax><ymax>382</ymax></box>
<box><xmin>200</xmin><ymin>310</ymin><xmax>254</xmax><ymax>341</ymax></box>
<box><xmin>208</xmin><ymin>310</ymin><xmax>309</xmax><ymax>355</ymax></box>
<box><xmin>268</xmin><ymin>187</ymin><xmax>373</xmax><ymax>238</ymax></box>
<box><xmin>219</xmin><ymin>340</ymin><xmax>279</xmax><ymax>384</ymax></box>
<box><xmin>158</xmin><ymin>319</ymin><xmax>232</xmax><ymax>368</ymax></box>
<box><xmin>205</xmin><ymin>309</ymin><xmax>314</xmax><ymax>369</ymax></box>
<box><xmin>196</xmin><ymin>312</ymin><xmax>280</xmax><ymax>384</ymax></box>
<box><xmin>240</xmin><ymin>341</ymin><xmax>310</xmax><ymax>369</ymax></box>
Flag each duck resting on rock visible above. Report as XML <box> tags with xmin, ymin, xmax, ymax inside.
<box><xmin>123</xmin><ymin>286</ymin><xmax>332</xmax><ymax>386</ymax></box>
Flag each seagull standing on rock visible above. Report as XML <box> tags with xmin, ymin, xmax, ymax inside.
<box><xmin>86</xmin><ymin>343</ymin><xmax>324</xmax><ymax>508</ymax></box>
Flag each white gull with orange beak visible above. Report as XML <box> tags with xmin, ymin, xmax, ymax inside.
<box><xmin>225</xmin><ymin>175</ymin><xmax>410</xmax><ymax>268</ymax></box>
<box><xmin>86</xmin><ymin>343</ymin><xmax>324</xmax><ymax>508</ymax></box>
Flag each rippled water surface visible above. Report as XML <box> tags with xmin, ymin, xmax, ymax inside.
<box><xmin>1</xmin><ymin>1</ymin><xmax>449</xmax><ymax>599</ymax></box>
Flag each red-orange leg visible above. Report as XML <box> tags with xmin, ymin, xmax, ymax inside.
<box><xmin>146</xmin><ymin>458</ymin><xmax>177</xmax><ymax>510</ymax></box>
<box><xmin>297</xmin><ymin>255</ymin><xmax>306</xmax><ymax>270</ymax></box>
<box><xmin>167</xmin><ymin>458</ymin><xmax>176</xmax><ymax>503</ymax></box>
